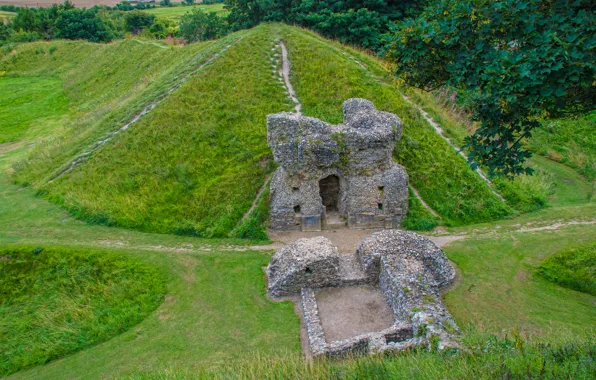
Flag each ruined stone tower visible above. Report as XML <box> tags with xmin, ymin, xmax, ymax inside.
<box><xmin>267</xmin><ymin>98</ymin><xmax>408</xmax><ymax>231</ymax></box>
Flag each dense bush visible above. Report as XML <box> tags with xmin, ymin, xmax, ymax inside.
<box><xmin>179</xmin><ymin>9</ymin><xmax>228</xmax><ymax>42</ymax></box>
<box><xmin>124</xmin><ymin>9</ymin><xmax>155</xmax><ymax>32</ymax></box>
<box><xmin>538</xmin><ymin>244</ymin><xmax>596</xmax><ymax>295</ymax></box>
<box><xmin>387</xmin><ymin>0</ymin><xmax>596</xmax><ymax>178</ymax></box>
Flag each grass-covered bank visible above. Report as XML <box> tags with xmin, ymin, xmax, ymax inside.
<box><xmin>539</xmin><ymin>244</ymin><xmax>596</xmax><ymax>296</ymax></box>
<box><xmin>43</xmin><ymin>25</ymin><xmax>289</xmax><ymax>238</ymax></box>
<box><xmin>0</xmin><ymin>246</ymin><xmax>165</xmax><ymax>376</ymax></box>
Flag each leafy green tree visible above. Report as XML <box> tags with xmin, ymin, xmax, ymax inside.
<box><xmin>124</xmin><ymin>9</ymin><xmax>155</xmax><ymax>32</ymax></box>
<box><xmin>12</xmin><ymin>7</ymin><xmax>37</xmax><ymax>32</ymax></box>
<box><xmin>179</xmin><ymin>9</ymin><xmax>228</xmax><ymax>42</ymax></box>
<box><xmin>185</xmin><ymin>0</ymin><xmax>195</xmax><ymax>5</ymax></box>
<box><xmin>387</xmin><ymin>0</ymin><xmax>596</xmax><ymax>178</ymax></box>
<box><xmin>55</xmin><ymin>8</ymin><xmax>113</xmax><ymax>42</ymax></box>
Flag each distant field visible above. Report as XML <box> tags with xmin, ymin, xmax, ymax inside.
<box><xmin>0</xmin><ymin>0</ymin><xmax>121</xmax><ymax>7</ymax></box>
<box><xmin>144</xmin><ymin>3</ymin><xmax>226</xmax><ymax>21</ymax></box>
<box><xmin>0</xmin><ymin>1</ymin><xmax>224</xmax><ymax>9</ymax></box>
<box><xmin>0</xmin><ymin>10</ymin><xmax>15</xmax><ymax>21</ymax></box>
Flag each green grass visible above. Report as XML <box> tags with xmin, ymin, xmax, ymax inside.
<box><xmin>280</xmin><ymin>27</ymin><xmax>512</xmax><ymax>226</ymax></box>
<box><xmin>443</xmin><ymin>226</ymin><xmax>596</xmax><ymax>337</ymax></box>
<box><xmin>538</xmin><ymin>244</ymin><xmax>596</xmax><ymax>296</ymax></box>
<box><xmin>43</xmin><ymin>25</ymin><xmax>290</xmax><ymax>238</ymax></box>
<box><xmin>402</xmin><ymin>188</ymin><xmax>439</xmax><ymax>231</ymax></box>
<box><xmin>0</xmin><ymin>76</ymin><xmax>69</xmax><ymax>144</ymax></box>
<box><xmin>0</xmin><ymin>10</ymin><xmax>15</xmax><ymax>23</ymax></box>
<box><xmin>0</xmin><ymin>246</ymin><xmax>165</xmax><ymax>376</ymax></box>
<box><xmin>143</xmin><ymin>3</ymin><xmax>227</xmax><ymax>22</ymax></box>
<box><xmin>528</xmin><ymin>111</ymin><xmax>596</xmax><ymax>181</ymax></box>
<box><xmin>132</xmin><ymin>336</ymin><xmax>596</xmax><ymax>379</ymax></box>
<box><xmin>4</xmin><ymin>36</ymin><xmax>230</xmax><ymax>186</ymax></box>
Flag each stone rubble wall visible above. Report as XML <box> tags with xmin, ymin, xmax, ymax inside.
<box><xmin>267</xmin><ymin>98</ymin><xmax>408</xmax><ymax>231</ymax></box>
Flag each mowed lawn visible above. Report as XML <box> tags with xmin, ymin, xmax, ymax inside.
<box><xmin>144</xmin><ymin>3</ymin><xmax>227</xmax><ymax>22</ymax></box>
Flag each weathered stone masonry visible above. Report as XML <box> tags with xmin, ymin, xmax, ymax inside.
<box><xmin>267</xmin><ymin>98</ymin><xmax>409</xmax><ymax>231</ymax></box>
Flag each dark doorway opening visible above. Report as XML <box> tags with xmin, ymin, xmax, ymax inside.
<box><xmin>319</xmin><ymin>175</ymin><xmax>340</xmax><ymax>212</ymax></box>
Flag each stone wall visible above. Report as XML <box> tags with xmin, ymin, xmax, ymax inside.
<box><xmin>268</xmin><ymin>99</ymin><xmax>409</xmax><ymax>231</ymax></box>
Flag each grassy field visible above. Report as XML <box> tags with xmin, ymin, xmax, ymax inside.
<box><xmin>0</xmin><ymin>246</ymin><xmax>165</xmax><ymax>376</ymax></box>
<box><xmin>143</xmin><ymin>3</ymin><xmax>227</xmax><ymax>22</ymax></box>
<box><xmin>0</xmin><ymin>10</ymin><xmax>15</xmax><ymax>22</ymax></box>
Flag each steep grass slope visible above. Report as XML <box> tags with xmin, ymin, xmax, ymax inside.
<box><xmin>43</xmin><ymin>25</ymin><xmax>291</xmax><ymax>237</ymax></box>
<box><xmin>0</xmin><ymin>246</ymin><xmax>165</xmax><ymax>376</ymax></box>
<box><xmin>2</xmin><ymin>36</ymin><xmax>234</xmax><ymax>184</ymax></box>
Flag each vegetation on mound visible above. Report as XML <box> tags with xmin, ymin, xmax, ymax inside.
<box><xmin>0</xmin><ymin>246</ymin><xmax>165</xmax><ymax>376</ymax></box>
<box><xmin>44</xmin><ymin>26</ymin><xmax>290</xmax><ymax>238</ymax></box>
<box><xmin>4</xmin><ymin>36</ymin><xmax>229</xmax><ymax>184</ymax></box>
<box><xmin>538</xmin><ymin>244</ymin><xmax>596</xmax><ymax>296</ymax></box>
<box><xmin>134</xmin><ymin>335</ymin><xmax>596</xmax><ymax>379</ymax></box>
<box><xmin>402</xmin><ymin>188</ymin><xmax>439</xmax><ymax>231</ymax></box>
<box><xmin>144</xmin><ymin>3</ymin><xmax>226</xmax><ymax>21</ymax></box>
<box><xmin>528</xmin><ymin>112</ymin><xmax>596</xmax><ymax>182</ymax></box>
<box><xmin>0</xmin><ymin>76</ymin><xmax>69</xmax><ymax>144</ymax></box>
<box><xmin>281</xmin><ymin>27</ymin><xmax>512</xmax><ymax>226</ymax></box>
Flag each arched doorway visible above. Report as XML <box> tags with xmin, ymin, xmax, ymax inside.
<box><xmin>319</xmin><ymin>175</ymin><xmax>340</xmax><ymax>212</ymax></box>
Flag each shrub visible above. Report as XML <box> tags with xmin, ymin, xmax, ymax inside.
<box><xmin>179</xmin><ymin>9</ymin><xmax>228</xmax><ymax>43</ymax></box>
<box><xmin>124</xmin><ymin>9</ymin><xmax>155</xmax><ymax>33</ymax></box>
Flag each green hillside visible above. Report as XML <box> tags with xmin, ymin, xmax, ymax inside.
<box><xmin>2</xmin><ymin>24</ymin><xmax>515</xmax><ymax>238</ymax></box>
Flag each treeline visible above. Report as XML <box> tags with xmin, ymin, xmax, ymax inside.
<box><xmin>225</xmin><ymin>0</ymin><xmax>422</xmax><ymax>51</ymax></box>
<box><xmin>0</xmin><ymin>0</ymin><xmax>227</xmax><ymax>44</ymax></box>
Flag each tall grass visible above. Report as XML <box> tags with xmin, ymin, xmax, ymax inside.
<box><xmin>0</xmin><ymin>246</ymin><xmax>165</xmax><ymax>376</ymax></box>
<box><xmin>281</xmin><ymin>27</ymin><xmax>512</xmax><ymax>226</ymax></box>
<box><xmin>129</xmin><ymin>334</ymin><xmax>595</xmax><ymax>379</ymax></box>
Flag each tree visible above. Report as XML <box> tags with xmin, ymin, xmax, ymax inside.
<box><xmin>124</xmin><ymin>10</ymin><xmax>155</xmax><ymax>32</ymax></box>
<box><xmin>179</xmin><ymin>9</ymin><xmax>228</xmax><ymax>42</ymax></box>
<box><xmin>185</xmin><ymin>0</ymin><xmax>195</xmax><ymax>5</ymax></box>
<box><xmin>55</xmin><ymin>8</ymin><xmax>113</xmax><ymax>42</ymax></box>
<box><xmin>12</xmin><ymin>7</ymin><xmax>37</xmax><ymax>32</ymax></box>
<box><xmin>386</xmin><ymin>0</ymin><xmax>596</xmax><ymax>178</ymax></box>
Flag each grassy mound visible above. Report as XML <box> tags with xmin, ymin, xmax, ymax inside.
<box><xmin>43</xmin><ymin>26</ymin><xmax>289</xmax><ymax>238</ymax></box>
<box><xmin>0</xmin><ymin>246</ymin><xmax>165</xmax><ymax>376</ymax></box>
<box><xmin>3</xmin><ymin>36</ymin><xmax>232</xmax><ymax>185</ymax></box>
<box><xmin>538</xmin><ymin>244</ymin><xmax>596</xmax><ymax>296</ymax></box>
<box><xmin>5</xmin><ymin>24</ymin><xmax>518</xmax><ymax>237</ymax></box>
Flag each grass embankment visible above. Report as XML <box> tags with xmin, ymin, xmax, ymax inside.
<box><xmin>144</xmin><ymin>3</ymin><xmax>227</xmax><ymax>22</ymax></box>
<box><xmin>0</xmin><ymin>246</ymin><xmax>165</xmax><ymax>376</ymax></box>
<box><xmin>0</xmin><ymin>10</ymin><xmax>15</xmax><ymax>23</ymax></box>
<box><xmin>42</xmin><ymin>25</ymin><xmax>289</xmax><ymax>238</ymax></box>
<box><xmin>538</xmin><ymin>244</ymin><xmax>596</xmax><ymax>296</ymax></box>
<box><xmin>3</xmin><ymin>35</ymin><xmax>233</xmax><ymax>184</ymax></box>
<box><xmin>281</xmin><ymin>27</ymin><xmax>511</xmax><ymax>226</ymax></box>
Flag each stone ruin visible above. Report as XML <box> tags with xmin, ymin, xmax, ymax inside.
<box><xmin>266</xmin><ymin>230</ymin><xmax>459</xmax><ymax>358</ymax></box>
<box><xmin>267</xmin><ymin>98</ymin><xmax>409</xmax><ymax>232</ymax></box>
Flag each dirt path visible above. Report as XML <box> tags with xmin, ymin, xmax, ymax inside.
<box><xmin>279</xmin><ymin>40</ymin><xmax>302</xmax><ymax>114</ymax></box>
<box><xmin>47</xmin><ymin>39</ymin><xmax>241</xmax><ymax>184</ymax></box>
